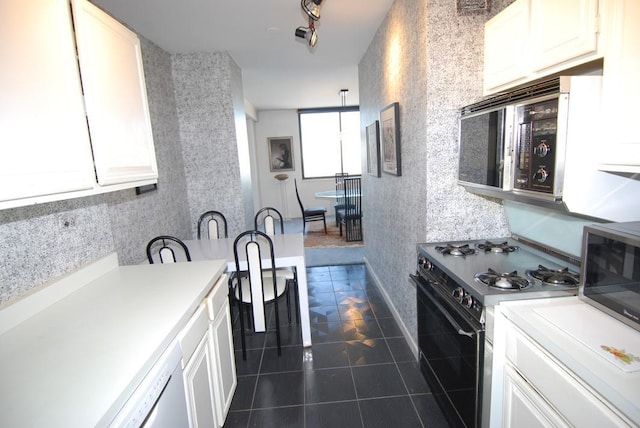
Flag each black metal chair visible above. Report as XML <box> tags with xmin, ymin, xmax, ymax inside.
<box><xmin>197</xmin><ymin>210</ymin><xmax>228</xmax><ymax>239</ymax></box>
<box><xmin>231</xmin><ymin>230</ymin><xmax>292</xmax><ymax>359</ymax></box>
<box><xmin>254</xmin><ymin>206</ymin><xmax>300</xmax><ymax>323</ymax></box>
<box><xmin>146</xmin><ymin>235</ymin><xmax>192</xmax><ymax>264</ymax></box>
<box><xmin>338</xmin><ymin>177</ymin><xmax>363</xmax><ymax>242</ymax></box>
<box><xmin>294</xmin><ymin>179</ymin><xmax>327</xmax><ymax>234</ymax></box>
<box><xmin>254</xmin><ymin>207</ymin><xmax>285</xmax><ymax>235</ymax></box>
<box><xmin>334</xmin><ymin>172</ymin><xmax>349</xmax><ymax>226</ymax></box>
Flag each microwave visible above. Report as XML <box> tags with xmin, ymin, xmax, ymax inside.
<box><xmin>580</xmin><ymin>222</ymin><xmax>640</xmax><ymax>332</ymax></box>
<box><xmin>457</xmin><ymin>76</ymin><xmax>602</xmax><ymax>206</ymax></box>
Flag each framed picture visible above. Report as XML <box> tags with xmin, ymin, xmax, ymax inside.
<box><xmin>380</xmin><ymin>102</ymin><xmax>401</xmax><ymax>176</ymax></box>
<box><xmin>268</xmin><ymin>136</ymin><xmax>294</xmax><ymax>172</ymax></box>
<box><xmin>366</xmin><ymin>121</ymin><xmax>381</xmax><ymax>177</ymax></box>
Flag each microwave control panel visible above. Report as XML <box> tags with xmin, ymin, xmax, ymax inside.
<box><xmin>514</xmin><ymin>98</ymin><xmax>559</xmax><ymax>193</ymax></box>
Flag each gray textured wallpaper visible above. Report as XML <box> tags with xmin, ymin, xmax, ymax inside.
<box><xmin>359</xmin><ymin>0</ymin><xmax>513</xmax><ymax>343</ymax></box>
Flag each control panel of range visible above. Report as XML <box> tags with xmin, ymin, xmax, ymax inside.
<box><xmin>417</xmin><ymin>255</ymin><xmax>483</xmax><ymax>320</ymax></box>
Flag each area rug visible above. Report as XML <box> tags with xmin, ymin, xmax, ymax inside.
<box><xmin>304</xmin><ymin>222</ymin><xmax>363</xmax><ymax>248</ymax></box>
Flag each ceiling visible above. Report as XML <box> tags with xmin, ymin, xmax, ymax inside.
<box><xmin>90</xmin><ymin>0</ymin><xmax>395</xmax><ymax>111</ymax></box>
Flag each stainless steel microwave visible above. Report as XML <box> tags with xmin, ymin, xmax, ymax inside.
<box><xmin>457</xmin><ymin>76</ymin><xmax>602</xmax><ymax>208</ymax></box>
<box><xmin>580</xmin><ymin>222</ymin><xmax>640</xmax><ymax>332</ymax></box>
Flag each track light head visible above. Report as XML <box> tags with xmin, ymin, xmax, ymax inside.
<box><xmin>301</xmin><ymin>0</ymin><xmax>324</xmax><ymax>21</ymax></box>
<box><xmin>295</xmin><ymin>20</ymin><xmax>318</xmax><ymax>47</ymax></box>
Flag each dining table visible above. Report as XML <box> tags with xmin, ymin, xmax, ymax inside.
<box><xmin>184</xmin><ymin>233</ymin><xmax>311</xmax><ymax>347</ymax></box>
<box><xmin>314</xmin><ymin>189</ymin><xmax>362</xmax><ymax>199</ymax></box>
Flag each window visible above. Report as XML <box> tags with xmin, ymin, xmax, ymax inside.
<box><xmin>298</xmin><ymin>107</ymin><xmax>361</xmax><ymax>178</ymax></box>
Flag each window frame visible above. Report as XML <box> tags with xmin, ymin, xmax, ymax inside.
<box><xmin>297</xmin><ymin>106</ymin><xmax>361</xmax><ymax>180</ymax></box>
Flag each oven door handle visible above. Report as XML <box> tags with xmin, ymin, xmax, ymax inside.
<box><xmin>410</xmin><ymin>274</ymin><xmax>476</xmax><ymax>338</ymax></box>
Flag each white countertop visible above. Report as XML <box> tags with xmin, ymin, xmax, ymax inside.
<box><xmin>497</xmin><ymin>296</ymin><xmax>640</xmax><ymax>423</ymax></box>
<box><xmin>0</xmin><ymin>256</ymin><xmax>226</xmax><ymax>428</ymax></box>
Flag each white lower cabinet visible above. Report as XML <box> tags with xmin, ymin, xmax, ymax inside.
<box><xmin>492</xmin><ymin>309</ymin><xmax>633</xmax><ymax>427</ymax></box>
<box><xmin>179</xmin><ymin>304</ymin><xmax>218</xmax><ymax>428</ymax></box>
<box><xmin>206</xmin><ymin>275</ymin><xmax>237</xmax><ymax>426</ymax></box>
<box><xmin>179</xmin><ymin>274</ymin><xmax>236</xmax><ymax>428</ymax></box>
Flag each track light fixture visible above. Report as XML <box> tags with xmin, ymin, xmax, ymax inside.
<box><xmin>301</xmin><ymin>0</ymin><xmax>324</xmax><ymax>21</ymax></box>
<box><xmin>295</xmin><ymin>0</ymin><xmax>324</xmax><ymax>48</ymax></box>
<box><xmin>295</xmin><ymin>19</ymin><xmax>318</xmax><ymax>47</ymax></box>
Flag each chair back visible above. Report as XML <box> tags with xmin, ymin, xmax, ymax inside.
<box><xmin>197</xmin><ymin>210</ymin><xmax>228</xmax><ymax>239</ymax></box>
<box><xmin>233</xmin><ymin>230</ymin><xmax>278</xmax><ymax>329</ymax></box>
<box><xmin>344</xmin><ymin>177</ymin><xmax>361</xmax><ymax>216</ymax></box>
<box><xmin>254</xmin><ymin>207</ymin><xmax>284</xmax><ymax>236</ymax></box>
<box><xmin>146</xmin><ymin>235</ymin><xmax>191</xmax><ymax>264</ymax></box>
<box><xmin>335</xmin><ymin>172</ymin><xmax>348</xmax><ymax>207</ymax></box>
<box><xmin>294</xmin><ymin>179</ymin><xmax>305</xmax><ymax>213</ymax></box>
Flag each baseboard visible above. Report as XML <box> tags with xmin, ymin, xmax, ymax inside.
<box><xmin>363</xmin><ymin>256</ymin><xmax>418</xmax><ymax>360</ymax></box>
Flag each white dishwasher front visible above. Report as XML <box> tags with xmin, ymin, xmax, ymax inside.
<box><xmin>109</xmin><ymin>340</ymin><xmax>189</xmax><ymax>428</ymax></box>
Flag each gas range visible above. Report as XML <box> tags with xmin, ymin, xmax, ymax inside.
<box><xmin>417</xmin><ymin>237</ymin><xmax>580</xmax><ymax>320</ymax></box>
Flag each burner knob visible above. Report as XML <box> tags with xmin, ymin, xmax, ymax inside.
<box><xmin>461</xmin><ymin>295</ymin><xmax>474</xmax><ymax>308</ymax></box>
<box><xmin>418</xmin><ymin>257</ymin><xmax>433</xmax><ymax>271</ymax></box>
<box><xmin>452</xmin><ymin>288</ymin><xmax>464</xmax><ymax>301</ymax></box>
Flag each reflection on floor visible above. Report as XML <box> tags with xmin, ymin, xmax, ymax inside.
<box><xmin>222</xmin><ymin>264</ymin><xmax>449</xmax><ymax>428</ymax></box>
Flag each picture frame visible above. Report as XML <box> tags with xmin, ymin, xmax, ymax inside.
<box><xmin>380</xmin><ymin>102</ymin><xmax>401</xmax><ymax>176</ymax></box>
<box><xmin>268</xmin><ymin>136</ymin><xmax>294</xmax><ymax>172</ymax></box>
<box><xmin>366</xmin><ymin>121</ymin><xmax>381</xmax><ymax>177</ymax></box>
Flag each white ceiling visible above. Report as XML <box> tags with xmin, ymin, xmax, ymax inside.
<box><xmin>90</xmin><ymin>0</ymin><xmax>395</xmax><ymax>111</ymax></box>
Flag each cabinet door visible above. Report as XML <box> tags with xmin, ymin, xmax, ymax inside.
<box><xmin>0</xmin><ymin>0</ymin><xmax>95</xmax><ymax>203</ymax></box>
<box><xmin>484</xmin><ymin>0</ymin><xmax>530</xmax><ymax>93</ymax></box>
<box><xmin>209</xmin><ymin>300</ymin><xmax>237</xmax><ymax>426</ymax></box>
<box><xmin>530</xmin><ymin>0</ymin><xmax>599</xmax><ymax>72</ymax></box>
<box><xmin>71</xmin><ymin>0</ymin><xmax>158</xmax><ymax>186</ymax></box>
<box><xmin>183</xmin><ymin>334</ymin><xmax>218</xmax><ymax>428</ymax></box>
<box><xmin>599</xmin><ymin>0</ymin><xmax>640</xmax><ymax>173</ymax></box>
<box><xmin>502</xmin><ymin>365</ymin><xmax>568</xmax><ymax>427</ymax></box>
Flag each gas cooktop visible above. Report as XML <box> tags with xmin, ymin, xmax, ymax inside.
<box><xmin>417</xmin><ymin>238</ymin><xmax>580</xmax><ymax>306</ymax></box>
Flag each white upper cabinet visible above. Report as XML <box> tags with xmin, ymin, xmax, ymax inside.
<box><xmin>71</xmin><ymin>0</ymin><xmax>158</xmax><ymax>186</ymax></box>
<box><xmin>484</xmin><ymin>0</ymin><xmax>531</xmax><ymax>92</ymax></box>
<box><xmin>484</xmin><ymin>0</ymin><xmax>601</xmax><ymax>95</ymax></box>
<box><xmin>530</xmin><ymin>0</ymin><xmax>599</xmax><ymax>72</ymax></box>
<box><xmin>598</xmin><ymin>0</ymin><xmax>640</xmax><ymax>173</ymax></box>
<box><xmin>0</xmin><ymin>0</ymin><xmax>96</xmax><ymax>203</ymax></box>
<box><xmin>0</xmin><ymin>0</ymin><xmax>157</xmax><ymax>209</ymax></box>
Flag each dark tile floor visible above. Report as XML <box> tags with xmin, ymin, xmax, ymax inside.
<box><xmin>223</xmin><ymin>264</ymin><xmax>449</xmax><ymax>428</ymax></box>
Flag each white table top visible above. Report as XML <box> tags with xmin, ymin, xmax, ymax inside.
<box><xmin>185</xmin><ymin>233</ymin><xmax>304</xmax><ymax>270</ymax></box>
<box><xmin>315</xmin><ymin>189</ymin><xmax>362</xmax><ymax>199</ymax></box>
<box><xmin>0</xmin><ymin>258</ymin><xmax>226</xmax><ymax>428</ymax></box>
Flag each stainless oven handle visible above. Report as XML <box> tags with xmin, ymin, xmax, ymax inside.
<box><xmin>410</xmin><ymin>274</ymin><xmax>476</xmax><ymax>338</ymax></box>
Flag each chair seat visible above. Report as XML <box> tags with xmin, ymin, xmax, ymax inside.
<box><xmin>232</xmin><ymin>272</ymin><xmax>288</xmax><ymax>304</ymax></box>
<box><xmin>263</xmin><ymin>267</ymin><xmax>296</xmax><ymax>280</ymax></box>
<box><xmin>305</xmin><ymin>206</ymin><xmax>327</xmax><ymax>216</ymax></box>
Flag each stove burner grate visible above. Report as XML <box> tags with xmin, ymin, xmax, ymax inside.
<box><xmin>475</xmin><ymin>268</ymin><xmax>531</xmax><ymax>290</ymax></box>
<box><xmin>526</xmin><ymin>264</ymin><xmax>580</xmax><ymax>287</ymax></box>
<box><xmin>476</xmin><ymin>241</ymin><xmax>519</xmax><ymax>254</ymax></box>
<box><xmin>435</xmin><ymin>244</ymin><xmax>477</xmax><ymax>257</ymax></box>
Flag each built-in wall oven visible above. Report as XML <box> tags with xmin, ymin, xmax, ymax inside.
<box><xmin>411</xmin><ymin>239</ymin><xmax>581</xmax><ymax>427</ymax></box>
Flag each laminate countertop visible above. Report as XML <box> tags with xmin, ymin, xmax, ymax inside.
<box><xmin>0</xmin><ymin>254</ymin><xmax>226</xmax><ymax>428</ymax></box>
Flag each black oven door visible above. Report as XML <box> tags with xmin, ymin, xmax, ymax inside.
<box><xmin>411</xmin><ymin>273</ymin><xmax>484</xmax><ymax>428</ymax></box>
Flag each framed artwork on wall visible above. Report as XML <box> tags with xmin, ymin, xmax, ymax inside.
<box><xmin>366</xmin><ymin>121</ymin><xmax>381</xmax><ymax>177</ymax></box>
<box><xmin>268</xmin><ymin>136</ymin><xmax>294</xmax><ymax>172</ymax></box>
<box><xmin>380</xmin><ymin>102</ymin><xmax>401</xmax><ymax>176</ymax></box>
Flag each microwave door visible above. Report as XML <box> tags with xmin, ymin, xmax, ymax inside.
<box><xmin>458</xmin><ymin>107</ymin><xmax>509</xmax><ymax>191</ymax></box>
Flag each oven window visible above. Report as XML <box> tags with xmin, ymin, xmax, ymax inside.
<box><xmin>417</xmin><ymin>281</ymin><xmax>483</xmax><ymax>428</ymax></box>
<box><xmin>458</xmin><ymin>108</ymin><xmax>505</xmax><ymax>188</ymax></box>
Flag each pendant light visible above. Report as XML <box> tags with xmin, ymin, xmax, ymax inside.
<box><xmin>301</xmin><ymin>0</ymin><xmax>324</xmax><ymax>21</ymax></box>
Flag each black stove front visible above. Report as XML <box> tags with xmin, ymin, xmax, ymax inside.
<box><xmin>412</xmin><ymin>238</ymin><xmax>580</xmax><ymax>428</ymax></box>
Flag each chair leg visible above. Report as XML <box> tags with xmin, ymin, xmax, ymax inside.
<box><xmin>273</xmin><ymin>298</ymin><xmax>282</xmax><ymax>356</ymax></box>
<box><xmin>322</xmin><ymin>214</ymin><xmax>327</xmax><ymax>233</ymax></box>
<box><xmin>237</xmin><ymin>298</ymin><xmax>247</xmax><ymax>361</ymax></box>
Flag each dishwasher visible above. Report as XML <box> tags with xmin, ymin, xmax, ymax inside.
<box><xmin>108</xmin><ymin>340</ymin><xmax>189</xmax><ymax>428</ymax></box>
